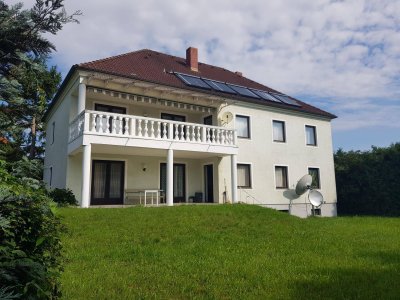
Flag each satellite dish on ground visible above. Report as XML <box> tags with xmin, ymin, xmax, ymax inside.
<box><xmin>295</xmin><ymin>174</ymin><xmax>312</xmax><ymax>196</ymax></box>
<box><xmin>220</xmin><ymin>111</ymin><xmax>233</xmax><ymax>125</ymax></box>
<box><xmin>308</xmin><ymin>190</ymin><xmax>324</xmax><ymax>207</ymax></box>
<box><xmin>295</xmin><ymin>174</ymin><xmax>324</xmax><ymax>216</ymax></box>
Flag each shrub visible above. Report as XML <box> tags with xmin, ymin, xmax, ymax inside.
<box><xmin>0</xmin><ymin>160</ymin><xmax>64</xmax><ymax>299</ymax></box>
<box><xmin>335</xmin><ymin>143</ymin><xmax>400</xmax><ymax>216</ymax></box>
<box><xmin>48</xmin><ymin>188</ymin><xmax>77</xmax><ymax>207</ymax></box>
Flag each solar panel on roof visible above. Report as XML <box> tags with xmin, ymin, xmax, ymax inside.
<box><xmin>271</xmin><ymin>94</ymin><xmax>301</xmax><ymax>107</ymax></box>
<box><xmin>203</xmin><ymin>79</ymin><xmax>236</xmax><ymax>94</ymax></box>
<box><xmin>251</xmin><ymin>89</ymin><xmax>282</xmax><ymax>103</ymax></box>
<box><xmin>227</xmin><ymin>84</ymin><xmax>260</xmax><ymax>98</ymax></box>
<box><xmin>175</xmin><ymin>73</ymin><xmax>211</xmax><ymax>90</ymax></box>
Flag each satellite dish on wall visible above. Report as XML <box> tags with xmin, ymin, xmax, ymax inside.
<box><xmin>295</xmin><ymin>174</ymin><xmax>312</xmax><ymax>196</ymax></box>
<box><xmin>308</xmin><ymin>190</ymin><xmax>324</xmax><ymax>207</ymax></box>
<box><xmin>220</xmin><ymin>111</ymin><xmax>233</xmax><ymax>125</ymax></box>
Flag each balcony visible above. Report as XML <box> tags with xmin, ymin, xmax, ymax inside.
<box><xmin>68</xmin><ymin>110</ymin><xmax>238</xmax><ymax>155</ymax></box>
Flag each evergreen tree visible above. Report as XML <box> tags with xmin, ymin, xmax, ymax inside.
<box><xmin>0</xmin><ymin>0</ymin><xmax>80</xmax><ymax>160</ymax></box>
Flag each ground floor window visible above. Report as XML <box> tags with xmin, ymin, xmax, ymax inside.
<box><xmin>275</xmin><ymin>166</ymin><xmax>288</xmax><ymax>188</ymax></box>
<box><xmin>308</xmin><ymin>167</ymin><xmax>320</xmax><ymax>189</ymax></box>
<box><xmin>237</xmin><ymin>164</ymin><xmax>251</xmax><ymax>188</ymax></box>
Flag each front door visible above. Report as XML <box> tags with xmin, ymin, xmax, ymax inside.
<box><xmin>91</xmin><ymin>160</ymin><xmax>125</xmax><ymax>205</ymax></box>
<box><xmin>160</xmin><ymin>163</ymin><xmax>186</xmax><ymax>203</ymax></box>
<box><xmin>204</xmin><ymin>164</ymin><xmax>214</xmax><ymax>203</ymax></box>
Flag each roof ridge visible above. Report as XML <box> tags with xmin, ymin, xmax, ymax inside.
<box><xmin>79</xmin><ymin>49</ymin><xmax>151</xmax><ymax>66</ymax></box>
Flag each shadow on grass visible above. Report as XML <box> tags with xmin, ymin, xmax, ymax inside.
<box><xmin>288</xmin><ymin>250</ymin><xmax>400</xmax><ymax>299</ymax></box>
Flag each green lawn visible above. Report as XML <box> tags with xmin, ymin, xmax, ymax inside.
<box><xmin>58</xmin><ymin>205</ymin><xmax>400</xmax><ymax>299</ymax></box>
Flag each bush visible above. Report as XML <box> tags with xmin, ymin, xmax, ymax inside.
<box><xmin>48</xmin><ymin>188</ymin><xmax>77</xmax><ymax>207</ymax></box>
<box><xmin>335</xmin><ymin>143</ymin><xmax>400</xmax><ymax>216</ymax></box>
<box><xmin>0</xmin><ymin>160</ymin><xmax>64</xmax><ymax>299</ymax></box>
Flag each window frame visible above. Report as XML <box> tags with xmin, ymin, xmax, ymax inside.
<box><xmin>305</xmin><ymin>125</ymin><xmax>317</xmax><ymax>146</ymax></box>
<box><xmin>237</xmin><ymin>163</ymin><xmax>252</xmax><ymax>188</ymax></box>
<box><xmin>51</xmin><ymin>121</ymin><xmax>55</xmax><ymax>145</ymax></box>
<box><xmin>308</xmin><ymin>167</ymin><xmax>321</xmax><ymax>189</ymax></box>
<box><xmin>272</xmin><ymin>120</ymin><xmax>286</xmax><ymax>143</ymax></box>
<box><xmin>235</xmin><ymin>115</ymin><xmax>251</xmax><ymax>139</ymax></box>
<box><xmin>274</xmin><ymin>165</ymin><xmax>289</xmax><ymax>189</ymax></box>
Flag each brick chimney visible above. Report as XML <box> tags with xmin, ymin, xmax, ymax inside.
<box><xmin>186</xmin><ymin>47</ymin><xmax>198</xmax><ymax>72</ymax></box>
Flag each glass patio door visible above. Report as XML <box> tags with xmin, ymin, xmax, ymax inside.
<box><xmin>91</xmin><ymin>160</ymin><xmax>124</xmax><ymax>205</ymax></box>
<box><xmin>160</xmin><ymin>163</ymin><xmax>186</xmax><ymax>203</ymax></box>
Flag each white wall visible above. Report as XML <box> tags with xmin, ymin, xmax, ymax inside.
<box><xmin>218</xmin><ymin>103</ymin><xmax>337</xmax><ymax>217</ymax></box>
<box><xmin>43</xmin><ymin>87</ymin><xmax>73</xmax><ymax>189</ymax></box>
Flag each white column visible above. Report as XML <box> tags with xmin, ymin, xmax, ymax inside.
<box><xmin>81</xmin><ymin>143</ymin><xmax>91</xmax><ymax>208</ymax></box>
<box><xmin>231</xmin><ymin>154</ymin><xmax>238</xmax><ymax>204</ymax></box>
<box><xmin>78</xmin><ymin>81</ymin><xmax>86</xmax><ymax>114</ymax></box>
<box><xmin>166</xmin><ymin>149</ymin><xmax>174</xmax><ymax>206</ymax></box>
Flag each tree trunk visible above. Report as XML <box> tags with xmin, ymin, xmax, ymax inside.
<box><xmin>29</xmin><ymin>116</ymin><xmax>36</xmax><ymax>159</ymax></box>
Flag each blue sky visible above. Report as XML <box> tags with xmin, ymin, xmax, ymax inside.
<box><xmin>13</xmin><ymin>0</ymin><xmax>400</xmax><ymax>151</ymax></box>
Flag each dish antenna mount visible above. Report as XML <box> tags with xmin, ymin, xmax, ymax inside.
<box><xmin>220</xmin><ymin>111</ymin><xmax>233</xmax><ymax>126</ymax></box>
<box><xmin>295</xmin><ymin>174</ymin><xmax>324</xmax><ymax>216</ymax></box>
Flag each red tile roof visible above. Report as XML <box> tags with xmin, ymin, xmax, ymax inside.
<box><xmin>76</xmin><ymin>49</ymin><xmax>335</xmax><ymax>119</ymax></box>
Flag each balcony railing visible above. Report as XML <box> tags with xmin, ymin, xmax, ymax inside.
<box><xmin>69</xmin><ymin>110</ymin><xmax>237</xmax><ymax>146</ymax></box>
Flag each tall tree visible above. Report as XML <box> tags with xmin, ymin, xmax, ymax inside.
<box><xmin>0</xmin><ymin>0</ymin><xmax>80</xmax><ymax>160</ymax></box>
<box><xmin>9</xmin><ymin>58</ymin><xmax>61</xmax><ymax>159</ymax></box>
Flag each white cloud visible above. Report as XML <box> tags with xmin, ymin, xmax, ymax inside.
<box><xmin>10</xmin><ymin>0</ymin><xmax>400</xmax><ymax>133</ymax></box>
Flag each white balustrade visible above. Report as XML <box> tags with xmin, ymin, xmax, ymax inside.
<box><xmin>68</xmin><ymin>110</ymin><xmax>237</xmax><ymax>146</ymax></box>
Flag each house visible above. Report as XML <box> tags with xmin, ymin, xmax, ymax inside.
<box><xmin>43</xmin><ymin>47</ymin><xmax>337</xmax><ymax>217</ymax></box>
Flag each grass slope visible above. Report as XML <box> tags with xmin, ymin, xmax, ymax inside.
<box><xmin>58</xmin><ymin>205</ymin><xmax>400</xmax><ymax>299</ymax></box>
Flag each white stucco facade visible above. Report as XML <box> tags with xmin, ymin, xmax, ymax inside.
<box><xmin>44</xmin><ymin>67</ymin><xmax>337</xmax><ymax>218</ymax></box>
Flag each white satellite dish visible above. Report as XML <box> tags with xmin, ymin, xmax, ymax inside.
<box><xmin>220</xmin><ymin>111</ymin><xmax>233</xmax><ymax>125</ymax></box>
<box><xmin>308</xmin><ymin>190</ymin><xmax>324</xmax><ymax>207</ymax></box>
<box><xmin>295</xmin><ymin>174</ymin><xmax>324</xmax><ymax>216</ymax></box>
<box><xmin>295</xmin><ymin>174</ymin><xmax>312</xmax><ymax>196</ymax></box>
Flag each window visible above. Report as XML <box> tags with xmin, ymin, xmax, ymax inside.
<box><xmin>237</xmin><ymin>164</ymin><xmax>251</xmax><ymax>188</ymax></box>
<box><xmin>49</xmin><ymin>167</ymin><xmax>53</xmax><ymax>187</ymax></box>
<box><xmin>313</xmin><ymin>208</ymin><xmax>321</xmax><ymax>216</ymax></box>
<box><xmin>305</xmin><ymin>125</ymin><xmax>317</xmax><ymax>146</ymax></box>
<box><xmin>275</xmin><ymin>166</ymin><xmax>288</xmax><ymax>188</ymax></box>
<box><xmin>308</xmin><ymin>168</ymin><xmax>320</xmax><ymax>189</ymax></box>
<box><xmin>51</xmin><ymin>122</ymin><xmax>55</xmax><ymax>145</ymax></box>
<box><xmin>236</xmin><ymin>115</ymin><xmax>250</xmax><ymax>138</ymax></box>
<box><xmin>273</xmin><ymin>120</ymin><xmax>286</xmax><ymax>142</ymax></box>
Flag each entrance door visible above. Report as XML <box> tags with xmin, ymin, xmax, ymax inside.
<box><xmin>160</xmin><ymin>163</ymin><xmax>186</xmax><ymax>203</ymax></box>
<box><xmin>91</xmin><ymin>160</ymin><xmax>124</xmax><ymax>205</ymax></box>
<box><xmin>204</xmin><ymin>164</ymin><xmax>214</xmax><ymax>203</ymax></box>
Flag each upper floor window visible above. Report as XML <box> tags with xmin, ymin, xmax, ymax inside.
<box><xmin>236</xmin><ymin>115</ymin><xmax>250</xmax><ymax>138</ymax></box>
<box><xmin>51</xmin><ymin>122</ymin><xmax>55</xmax><ymax>145</ymax></box>
<box><xmin>273</xmin><ymin>120</ymin><xmax>286</xmax><ymax>142</ymax></box>
<box><xmin>275</xmin><ymin>166</ymin><xmax>288</xmax><ymax>189</ymax></box>
<box><xmin>305</xmin><ymin>125</ymin><xmax>317</xmax><ymax>146</ymax></box>
<box><xmin>49</xmin><ymin>166</ymin><xmax>53</xmax><ymax>187</ymax></box>
<box><xmin>237</xmin><ymin>164</ymin><xmax>251</xmax><ymax>188</ymax></box>
<box><xmin>308</xmin><ymin>167</ymin><xmax>320</xmax><ymax>189</ymax></box>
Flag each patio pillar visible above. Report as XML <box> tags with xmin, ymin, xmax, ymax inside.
<box><xmin>78</xmin><ymin>79</ymin><xmax>86</xmax><ymax>114</ymax></box>
<box><xmin>166</xmin><ymin>149</ymin><xmax>174</xmax><ymax>206</ymax></box>
<box><xmin>81</xmin><ymin>143</ymin><xmax>91</xmax><ymax>208</ymax></box>
<box><xmin>231</xmin><ymin>154</ymin><xmax>238</xmax><ymax>203</ymax></box>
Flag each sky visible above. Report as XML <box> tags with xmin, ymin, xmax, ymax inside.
<box><xmin>12</xmin><ymin>0</ymin><xmax>400</xmax><ymax>150</ymax></box>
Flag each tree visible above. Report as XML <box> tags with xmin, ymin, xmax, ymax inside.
<box><xmin>335</xmin><ymin>143</ymin><xmax>400</xmax><ymax>216</ymax></box>
<box><xmin>0</xmin><ymin>0</ymin><xmax>80</xmax><ymax>160</ymax></box>
<box><xmin>0</xmin><ymin>0</ymin><xmax>80</xmax><ymax>77</ymax></box>
<box><xmin>8</xmin><ymin>58</ymin><xmax>61</xmax><ymax>159</ymax></box>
